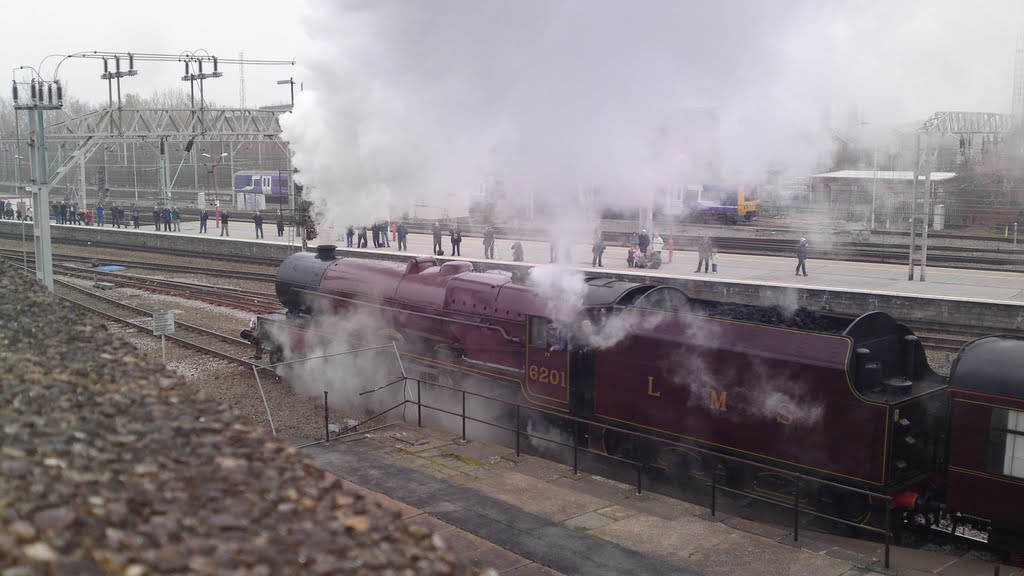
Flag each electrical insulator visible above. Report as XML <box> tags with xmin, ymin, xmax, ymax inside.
<box><xmin>11</xmin><ymin>80</ymin><xmax>17</xmax><ymax>104</ymax></box>
<box><xmin>128</xmin><ymin>53</ymin><xmax>134</xmax><ymax>69</ymax></box>
<box><xmin>56</xmin><ymin>81</ymin><xmax>63</xmax><ymax>106</ymax></box>
<box><xmin>103</xmin><ymin>58</ymin><xmax>109</xmax><ymax>73</ymax></box>
<box><xmin>47</xmin><ymin>83</ymin><xmax>53</xmax><ymax>105</ymax></box>
<box><xmin>198</xmin><ymin>60</ymin><xmax>204</xmax><ymax>74</ymax></box>
<box><xmin>212</xmin><ymin>57</ymin><xmax>218</xmax><ymax>72</ymax></box>
<box><xmin>30</xmin><ymin>80</ymin><xmax>37</xmax><ymax>103</ymax></box>
<box><xmin>184</xmin><ymin>60</ymin><xmax>189</xmax><ymax>75</ymax></box>
<box><xmin>115</xmin><ymin>55</ymin><xmax>121</xmax><ymax>72</ymax></box>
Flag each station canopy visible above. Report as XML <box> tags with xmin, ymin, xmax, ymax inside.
<box><xmin>812</xmin><ymin>170</ymin><xmax>957</xmax><ymax>181</ymax></box>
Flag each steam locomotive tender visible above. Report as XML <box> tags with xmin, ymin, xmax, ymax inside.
<box><xmin>247</xmin><ymin>245</ymin><xmax>1024</xmax><ymax>555</ymax></box>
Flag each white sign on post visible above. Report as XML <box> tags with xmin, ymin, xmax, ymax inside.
<box><xmin>152</xmin><ymin>310</ymin><xmax>175</xmax><ymax>335</ymax></box>
<box><xmin>152</xmin><ymin>310</ymin><xmax>175</xmax><ymax>364</ymax></box>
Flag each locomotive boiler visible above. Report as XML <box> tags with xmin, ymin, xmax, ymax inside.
<box><xmin>247</xmin><ymin>246</ymin><xmax>1024</xmax><ymax>557</ymax></box>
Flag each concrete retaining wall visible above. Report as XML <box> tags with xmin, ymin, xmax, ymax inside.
<box><xmin>4</xmin><ymin>219</ymin><xmax>1022</xmax><ymax>331</ymax></box>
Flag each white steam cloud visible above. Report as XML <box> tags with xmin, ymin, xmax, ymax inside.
<box><xmin>284</xmin><ymin>0</ymin><xmax>1023</xmax><ymax>230</ymax></box>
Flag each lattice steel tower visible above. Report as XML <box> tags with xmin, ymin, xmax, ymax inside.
<box><xmin>1013</xmin><ymin>38</ymin><xmax>1024</xmax><ymax>116</ymax></box>
<box><xmin>237</xmin><ymin>50</ymin><xmax>245</xmax><ymax>108</ymax></box>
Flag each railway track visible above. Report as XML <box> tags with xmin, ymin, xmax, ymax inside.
<box><xmin>0</xmin><ymin>231</ymin><xmax>289</xmax><ymax>267</ymax></box>
<box><xmin>54</xmin><ymin>278</ymin><xmax>263</xmax><ymax>370</ymax></box>
<box><xmin>1</xmin><ymin>249</ymin><xmax>276</xmax><ymax>291</ymax></box>
<box><xmin>0</xmin><ymin>247</ymin><xmax>282</xmax><ymax>277</ymax></box>
<box><xmin>55</xmin><ymin>265</ymin><xmax>280</xmax><ymax>314</ymax></box>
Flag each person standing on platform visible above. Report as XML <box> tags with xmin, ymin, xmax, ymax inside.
<box><xmin>592</xmin><ymin>234</ymin><xmax>605</xmax><ymax>267</ymax></box>
<box><xmin>110</xmin><ymin>203</ymin><xmax>120</xmax><ymax>228</ymax></box>
<box><xmin>652</xmin><ymin>233</ymin><xmax>664</xmax><ymax>257</ymax></box>
<box><xmin>346</xmin><ymin>225</ymin><xmax>355</xmax><ymax>248</ymax></box>
<box><xmin>383</xmin><ymin>221</ymin><xmax>391</xmax><ymax>247</ymax></box>
<box><xmin>511</xmin><ymin>241</ymin><xmax>524</xmax><ymax>262</ymax></box>
<box><xmin>450</xmin><ymin>225</ymin><xmax>462</xmax><ymax>256</ymax></box>
<box><xmin>396</xmin><ymin>221</ymin><xmax>408</xmax><ymax>251</ymax></box>
<box><xmin>695</xmin><ymin>235</ymin><xmax>712</xmax><ymax>273</ymax></box>
<box><xmin>795</xmin><ymin>238</ymin><xmax>808</xmax><ymax>277</ymax></box>
<box><xmin>638</xmin><ymin>229</ymin><xmax>650</xmax><ymax>256</ymax></box>
<box><xmin>358</xmin><ymin>225</ymin><xmax>368</xmax><ymax>248</ymax></box>
<box><xmin>431</xmin><ymin>222</ymin><xmax>443</xmax><ymax>255</ymax></box>
<box><xmin>96</xmin><ymin>204</ymin><xmax>105</xmax><ymax>227</ymax></box>
<box><xmin>481</xmin><ymin>224</ymin><xmax>493</xmax><ymax>258</ymax></box>
<box><xmin>162</xmin><ymin>207</ymin><xmax>171</xmax><ymax>231</ymax></box>
<box><xmin>276</xmin><ymin>209</ymin><xmax>285</xmax><ymax>237</ymax></box>
<box><xmin>153</xmin><ymin>206</ymin><xmax>161</xmax><ymax>231</ymax></box>
<box><xmin>712</xmin><ymin>250</ymin><xmax>719</xmax><ymax>274</ymax></box>
<box><xmin>199</xmin><ymin>208</ymin><xmax>209</xmax><ymax>234</ymax></box>
<box><xmin>68</xmin><ymin>202</ymin><xmax>77</xmax><ymax>225</ymax></box>
<box><xmin>171</xmin><ymin>206</ymin><xmax>181</xmax><ymax>231</ymax></box>
<box><xmin>131</xmin><ymin>204</ymin><xmax>140</xmax><ymax>228</ymax></box>
<box><xmin>253</xmin><ymin>211</ymin><xmax>264</xmax><ymax>239</ymax></box>
<box><xmin>220</xmin><ymin>210</ymin><xmax>230</xmax><ymax>237</ymax></box>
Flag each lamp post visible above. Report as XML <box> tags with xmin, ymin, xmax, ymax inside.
<box><xmin>277</xmin><ymin>77</ymin><xmax>296</xmax><ymax>108</ymax></box>
<box><xmin>14</xmin><ymin>155</ymin><xmax>29</xmax><ymax>185</ymax></box>
<box><xmin>870</xmin><ymin>143</ymin><xmax>878</xmax><ymax>230</ymax></box>
<box><xmin>277</xmin><ymin>78</ymin><xmax>299</xmax><ymax>210</ymax></box>
<box><xmin>858</xmin><ymin>121</ymin><xmax>879</xmax><ymax>230</ymax></box>
<box><xmin>203</xmin><ymin>152</ymin><xmax>227</xmax><ymax>226</ymax></box>
<box><xmin>201</xmin><ymin>152</ymin><xmax>227</xmax><ymax>203</ymax></box>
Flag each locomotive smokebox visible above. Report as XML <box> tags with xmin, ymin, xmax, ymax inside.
<box><xmin>276</xmin><ymin>251</ymin><xmax>335</xmax><ymax>313</ymax></box>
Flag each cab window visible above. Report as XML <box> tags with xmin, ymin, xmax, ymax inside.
<box><xmin>529</xmin><ymin>317</ymin><xmax>549</xmax><ymax>349</ymax></box>
<box><xmin>988</xmin><ymin>408</ymin><xmax>1024</xmax><ymax>479</ymax></box>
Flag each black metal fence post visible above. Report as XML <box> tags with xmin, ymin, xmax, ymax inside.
<box><xmin>884</xmin><ymin>501</ymin><xmax>892</xmax><ymax>569</ymax></box>
<box><xmin>461</xmin><ymin>390</ymin><xmax>466</xmax><ymax>442</ymax></box>
<box><xmin>711</xmin><ymin>469</ymin><xmax>717</xmax><ymax>517</ymax></box>
<box><xmin>323</xmin><ymin>391</ymin><xmax>329</xmax><ymax>445</ymax></box>
<box><xmin>515</xmin><ymin>404</ymin><xmax>521</xmax><ymax>457</ymax></box>
<box><xmin>793</xmin><ymin>478</ymin><xmax>800</xmax><ymax>542</ymax></box>
<box><xmin>572</xmin><ymin>420</ymin><xmax>579</xmax><ymax>475</ymax></box>
<box><xmin>416</xmin><ymin>379</ymin><xmax>422</xmax><ymax>428</ymax></box>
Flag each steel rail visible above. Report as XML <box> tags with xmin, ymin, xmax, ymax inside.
<box><xmin>56</xmin><ymin>280</ymin><xmax>254</xmax><ymax>348</ymax></box>
<box><xmin>54</xmin><ymin>285</ymin><xmax>261</xmax><ymax>370</ymax></box>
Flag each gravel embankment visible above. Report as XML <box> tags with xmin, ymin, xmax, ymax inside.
<box><xmin>60</xmin><ymin>277</ymin><xmax>328</xmax><ymax>441</ymax></box>
<box><xmin>0</xmin><ymin>261</ymin><xmax>471</xmax><ymax>575</ymax></box>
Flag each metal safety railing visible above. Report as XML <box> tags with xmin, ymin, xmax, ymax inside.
<box><xmin>312</xmin><ymin>376</ymin><xmax>897</xmax><ymax>569</ymax></box>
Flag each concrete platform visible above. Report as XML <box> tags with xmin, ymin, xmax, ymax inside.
<box><xmin>308</xmin><ymin>421</ymin><xmax>1021</xmax><ymax>576</ymax></box>
<box><xmin>15</xmin><ymin>218</ymin><xmax>1024</xmax><ymax>303</ymax></box>
<box><xmin>7</xmin><ymin>218</ymin><xmax>1024</xmax><ymax>334</ymax></box>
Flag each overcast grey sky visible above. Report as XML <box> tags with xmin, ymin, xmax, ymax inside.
<box><xmin>4</xmin><ymin>0</ymin><xmax>305</xmax><ymax>107</ymax></box>
<box><xmin>5</xmin><ymin>0</ymin><xmax>1023</xmax><ymax>117</ymax></box>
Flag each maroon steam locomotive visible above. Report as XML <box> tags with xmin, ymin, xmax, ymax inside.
<box><xmin>247</xmin><ymin>246</ymin><xmax>1024</xmax><ymax>556</ymax></box>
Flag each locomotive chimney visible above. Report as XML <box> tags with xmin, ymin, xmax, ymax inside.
<box><xmin>315</xmin><ymin>244</ymin><xmax>338</xmax><ymax>261</ymax></box>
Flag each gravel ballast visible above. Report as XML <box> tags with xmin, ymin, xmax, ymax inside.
<box><xmin>0</xmin><ymin>261</ymin><xmax>471</xmax><ymax>575</ymax></box>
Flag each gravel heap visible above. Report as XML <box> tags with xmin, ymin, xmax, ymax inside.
<box><xmin>0</xmin><ymin>261</ymin><xmax>471</xmax><ymax>575</ymax></box>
